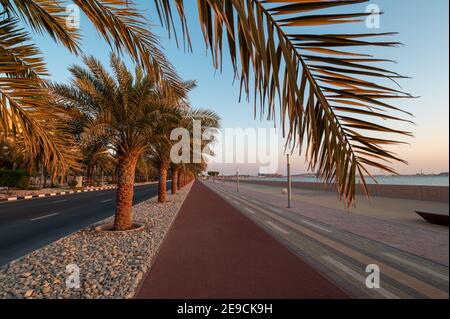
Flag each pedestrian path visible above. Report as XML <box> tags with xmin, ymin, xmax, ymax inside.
<box><xmin>205</xmin><ymin>182</ymin><xmax>449</xmax><ymax>299</ymax></box>
<box><xmin>136</xmin><ymin>181</ymin><xmax>348</xmax><ymax>299</ymax></box>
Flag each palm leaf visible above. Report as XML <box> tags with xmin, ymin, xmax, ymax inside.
<box><xmin>73</xmin><ymin>0</ymin><xmax>186</xmax><ymax>98</ymax></box>
<box><xmin>0</xmin><ymin>16</ymin><xmax>78</xmax><ymax>175</ymax></box>
<box><xmin>154</xmin><ymin>0</ymin><xmax>414</xmax><ymax>205</ymax></box>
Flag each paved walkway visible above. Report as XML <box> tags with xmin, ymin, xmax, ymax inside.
<box><xmin>219</xmin><ymin>181</ymin><xmax>449</xmax><ymax>266</ymax></box>
<box><xmin>136</xmin><ymin>182</ymin><xmax>347</xmax><ymax>299</ymax></box>
<box><xmin>203</xmin><ymin>182</ymin><xmax>449</xmax><ymax>299</ymax></box>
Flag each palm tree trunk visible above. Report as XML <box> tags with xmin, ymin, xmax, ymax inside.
<box><xmin>114</xmin><ymin>153</ymin><xmax>139</xmax><ymax>231</ymax></box>
<box><xmin>171</xmin><ymin>167</ymin><xmax>179</xmax><ymax>195</ymax></box>
<box><xmin>158</xmin><ymin>163</ymin><xmax>169</xmax><ymax>202</ymax></box>
<box><xmin>177</xmin><ymin>170</ymin><xmax>182</xmax><ymax>190</ymax></box>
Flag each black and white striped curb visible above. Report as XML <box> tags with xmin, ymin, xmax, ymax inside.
<box><xmin>0</xmin><ymin>186</ymin><xmax>117</xmax><ymax>202</ymax></box>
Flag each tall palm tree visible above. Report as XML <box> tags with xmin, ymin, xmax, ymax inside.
<box><xmin>1</xmin><ymin>0</ymin><xmax>183</xmax><ymax>177</ymax></box>
<box><xmin>153</xmin><ymin>0</ymin><xmax>414</xmax><ymax>205</ymax></box>
<box><xmin>51</xmin><ymin>53</ymin><xmax>177</xmax><ymax>230</ymax></box>
<box><xmin>148</xmin><ymin>104</ymin><xmax>184</xmax><ymax>203</ymax></box>
<box><xmin>150</xmin><ymin>106</ymin><xmax>220</xmax><ymax>201</ymax></box>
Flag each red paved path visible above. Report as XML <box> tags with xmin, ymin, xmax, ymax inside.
<box><xmin>136</xmin><ymin>182</ymin><xmax>348</xmax><ymax>299</ymax></box>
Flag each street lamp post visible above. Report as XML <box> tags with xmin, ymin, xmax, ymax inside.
<box><xmin>287</xmin><ymin>154</ymin><xmax>292</xmax><ymax>208</ymax></box>
<box><xmin>236</xmin><ymin>167</ymin><xmax>240</xmax><ymax>193</ymax></box>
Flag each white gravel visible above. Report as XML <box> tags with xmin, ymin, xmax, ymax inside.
<box><xmin>0</xmin><ymin>183</ymin><xmax>193</xmax><ymax>299</ymax></box>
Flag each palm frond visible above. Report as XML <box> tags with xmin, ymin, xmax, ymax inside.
<box><xmin>73</xmin><ymin>0</ymin><xmax>186</xmax><ymax>98</ymax></box>
<box><xmin>1</xmin><ymin>0</ymin><xmax>81</xmax><ymax>53</ymax></box>
<box><xmin>0</xmin><ymin>16</ymin><xmax>78</xmax><ymax>175</ymax></box>
<box><xmin>154</xmin><ymin>0</ymin><xmax>414</xmax><ymax>205</ymax></box>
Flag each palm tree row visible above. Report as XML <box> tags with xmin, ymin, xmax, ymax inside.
<box><xmin>51</xmin><ymin>54</ymin><xmax>220</xmax><ymax>230</ymax></box>
<box><xmin>1</xmin><ymin>0</ymin><xmax>413</xmax><ymax>207</ymax></box>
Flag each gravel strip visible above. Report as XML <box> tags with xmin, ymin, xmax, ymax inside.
<box><xmin>0</xmin><ymin>183</ymin><xmax>193</xmax><ymax>299</ymax></box>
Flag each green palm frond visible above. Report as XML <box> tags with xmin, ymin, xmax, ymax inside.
<box><xmin>154</xmin><ymin>0</ymin><xmax>414</xmax><ymax>205</ymax></box>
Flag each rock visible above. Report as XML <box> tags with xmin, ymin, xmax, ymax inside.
<box><xmin>24</xmin><ymin>290</ymin><xmax>33</xmax><ymax>298</ymax></box>
<box><xmin>0</xmin><ymin>183</ymin><xmax>192</xmax><ymax>300</ymax></box>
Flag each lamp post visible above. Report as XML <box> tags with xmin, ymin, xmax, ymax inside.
<box><xmin>236</xmin><ymin>167</ymin><xmax>240</xmax><ymax>193</ymax></box>
<box><xmin>287</xmin><ymin>154</ymin><xmax>292</xmax><ymax>208</ymax></box>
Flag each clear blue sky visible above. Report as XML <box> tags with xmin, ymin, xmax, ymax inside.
<box><xmin>34</xmin><ymin>0</ymin><xmax>449</xmax><ymax>175</ymax></box>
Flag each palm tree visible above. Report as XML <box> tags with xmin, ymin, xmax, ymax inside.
<box><xmin>147</xmin><ymin>105</ymin><xmax>184</xmax><ymax>203</ymax></box>
<box><xmin>153</xmin><ymin>0</ymin><xmax>414</xmax><ymax>205</ymax></box>
<box><xmin>51</xmin><ymin>53</ymin><xmax>178</xmax><ymax>230</ymax></box>
<box><xmin>149</xmin><ymin>106</ymin><xmax>220</xmax><ymax>201</ymax></box>
<box><xmin>1</xmin><ymin>0</ymin><xmax>182</xmax><ymax>177</ymax></box>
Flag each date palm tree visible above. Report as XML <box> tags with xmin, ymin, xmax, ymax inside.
<box><xmin>153</xmin><ymin>0</ymin><xmax>414</xmax><ymax>205</ymax></box>
<box><xmin>0</xmin><ymin>0</ymin><xmax>182</xmax><ymax>177</ymax></box>
<box><xmin>51</xmin><ymin>53</ymin><xmax>179</xmax><ymax>230</ymax></box>
<box><xmin>150</xmin><ymin>106</ymin><xmax>220</xmax><ymax>201</ymax></box>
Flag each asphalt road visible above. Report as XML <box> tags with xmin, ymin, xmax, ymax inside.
<box><xmin>0</xmin><ymin>183</ymin><xmax>168</xmax><ymax>266</ymax></box>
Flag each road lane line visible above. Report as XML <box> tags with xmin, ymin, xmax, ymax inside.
<box><xmin>31</xmin><ymin>213</ymin><xmax>59</xmax><ymax>221</ymax></box>
<box><xmin>322</xmin><ymin>256</ymin><xmax>400</xmax><ymax>299</ymax></box>
<box><xmin>100</xmin><ymin>199</ymin><xmax>113</xmax><ymax>203</ymax></box>
<box><xmin>266</xmin><ymin>221</ymin><xmax>290</xmax><ymax>235</ymax></box>
<box><xmin>53</xmin><ymin>199</ymin><xmax>68</xmax><ymax>203</ymax></box>
<box><xmin>383</xmin><ymin>253</ymin><xmax>449</xmax><ymax>282</ymax></box>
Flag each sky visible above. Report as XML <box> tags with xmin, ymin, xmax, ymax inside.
<box><xmin>33</xmin><ymin>0</ymin><xmax>449</xmax><ymax>176</ymax></box>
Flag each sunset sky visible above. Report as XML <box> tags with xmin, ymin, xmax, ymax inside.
<box><xmin>35</xmin><ymin>0</ymin><xmax>449</xmax><ymax>176</ymax></box>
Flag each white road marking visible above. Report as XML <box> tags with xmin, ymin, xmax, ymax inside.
<box><xmin>322</xmin><ymin>256</ymin><xmax>400</xmax><ymax>299</ymax></box>
<box><xmin>24</xmin><ymin>196</ymin><xmax>33</xmax><ymax>200</ymax></box>
<box><xmin>53</xmin><ymin>199</ymin><xmax>68</xmax><ymax>203</ymax></box>
<box><xmin>7</xmin><ymin>198</ymin><xmax>17</xmax><ymax>201</ymax></box>
<box><xmin>383</xmin><ymin>253</ymin><xmax>449</xmax><ymax>282</ymax></box>
<box><xmin>101</xmin><ymin>199</ymin><xmax>113</xmax><ymax>203</ymax></box>
<box><xmin>31</xmin><ymin>213</ymin><xmax>59</xmax><ymax>221</ymax></box>
<box><xmin>266</xmin><ymin>221</ymin><xmax>290</xmax><ymax>235</ymax></box>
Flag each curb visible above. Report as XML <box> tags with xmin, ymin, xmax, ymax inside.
<box><xmin>0</xmin><ymin>186</ymin><xmax>118</xmax><ymax>202</ymax></box>
<box><xmin>0</xmin><ymin>181</ymin><xmax>160</xmax><ymax>203</ymax></box>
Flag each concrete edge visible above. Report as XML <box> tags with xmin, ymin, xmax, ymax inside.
<box><xmin>0</xmin><ymin>182</ymin><xmax>159</xmax><ymax>203</ymax></box>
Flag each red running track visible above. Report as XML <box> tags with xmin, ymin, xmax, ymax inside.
<box><xmin>136</xmin><ymin>182</ymin><xmax>348</xmax><ymax>299</ymax></box>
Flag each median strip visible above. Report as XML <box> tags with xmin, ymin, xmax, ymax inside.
<box><xmin>0</xmin><ymin>186</ymin><xmax>118</xmax><ymax>203</ymax></box>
